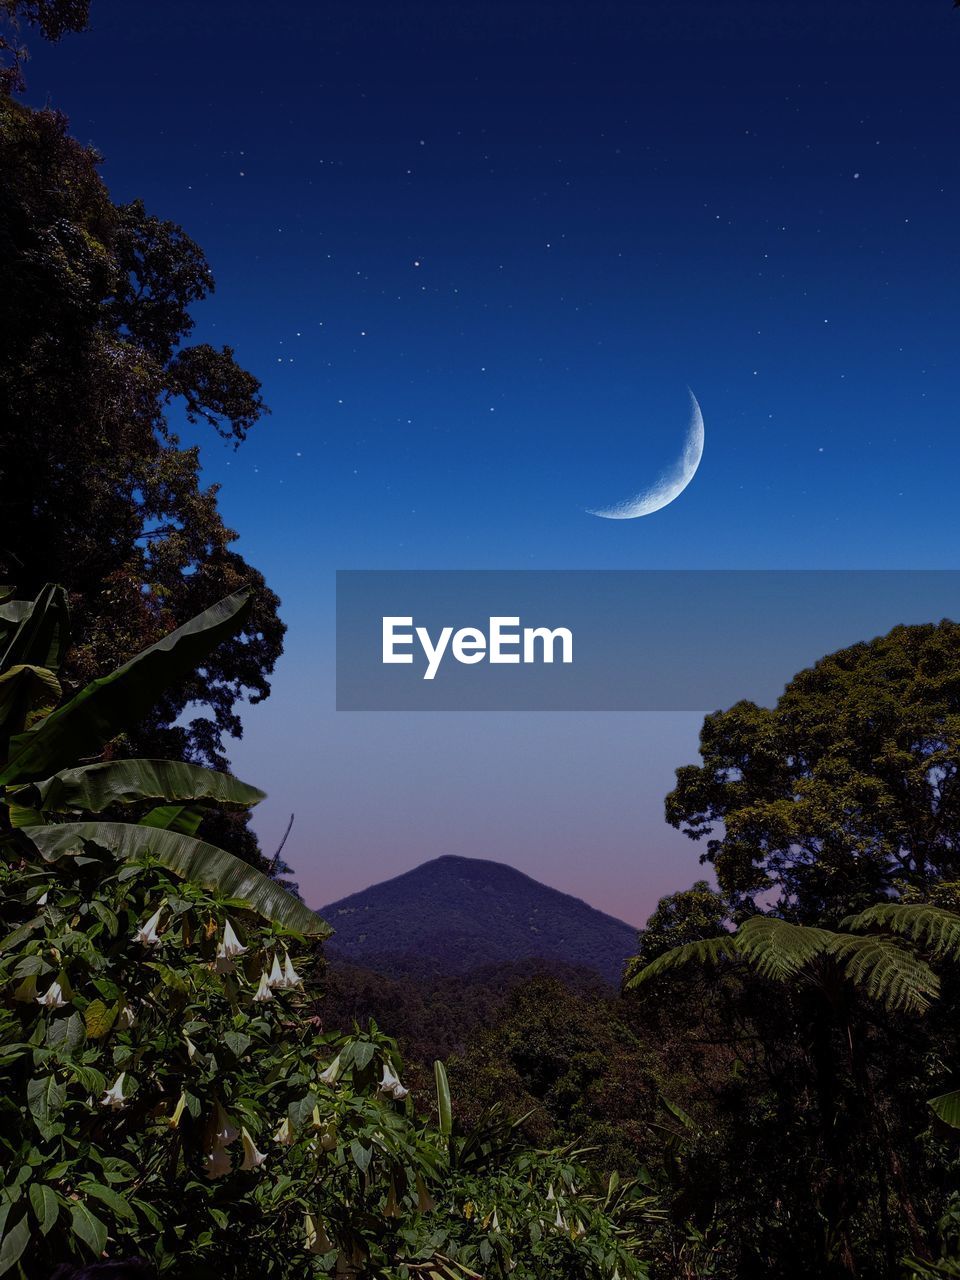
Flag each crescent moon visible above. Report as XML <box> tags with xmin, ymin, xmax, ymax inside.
<box><xmin>587</xmin><ymin>390</ymin><xmax>704</xmax><ymax>519</ymax></box>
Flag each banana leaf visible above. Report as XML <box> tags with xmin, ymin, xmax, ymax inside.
<box><xmin>27</xmin><ymin>821</ymin><xmax>331</xmax><ymax>937</ymax></box>
<box><xmin>0</xmin><ymin>584</ymin><xmax>70</xmax><ymax>675</ymax></box>
<box><xmin>140</xmin><ymin>805</ymin><xmax>204</xmax><ymax>835</ymax></box>
<box><xmin>929</xmin><ymin>1088</ymin><xmax>960</xmax><ymax>1128</ymax></box>
<box><xmin>11</xmin><ymin>758</ymin><xmax>265</xmax><ymax>814</ymax></box>
<box><xmin>0</xmin><ymin>589</ymin><xmax>252</xmax><ymax>787</ymax></box>
<box><xmin>0</xmin><ymin>665</ymin><xmax>61</xmax><ymax>746</ymax></box>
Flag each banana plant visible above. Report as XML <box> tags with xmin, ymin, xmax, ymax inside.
<box><xmin>0</xmin><ymin>583</ymin><xmax>328</xmax><ymax>937</ymax></box>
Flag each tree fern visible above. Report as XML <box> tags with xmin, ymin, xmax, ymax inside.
<box><xmin>625</xmin><ymin>934</ymin><xmax>737</xmax><ymax>988</ymax></box>
<box><xmin>627</xmin><ymin>912</ymin><xmax>943</xmax><ymax>1014</ymax></box>
<box><xmin>735</xmin><ymin>916</ymin><xmax>837</xmax><ymax>981</ymax></box>
<box><xmin>830</xmin><ymin>933</ymin><xmax>940</xmax><ymax>1015</ymax></box>
<box><xmin>844</xmin><ymin>903</ymin><xmax>960</xmax><ymax>963</ymax></box>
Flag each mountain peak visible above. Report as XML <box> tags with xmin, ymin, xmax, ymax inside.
<box><xmin>318</xmin><ymin>856</ymin><xmax>637</xmax><ymax>985</ymax></box>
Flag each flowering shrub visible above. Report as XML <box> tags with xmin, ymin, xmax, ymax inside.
<box><xmin>0</xmin><ymin>842</ymin><xmax>658</xmax><ymax>1278</ymax></box>
<box><xmin>0</xmin><ymin>585</ymin><xmax>657</xmax><ymax>1276</ymax></box>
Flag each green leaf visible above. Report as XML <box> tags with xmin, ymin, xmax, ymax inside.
<box><xmin>0</xmin><ymin>1207</ymin><xmax>31</xmax><ymax>1277</ymax></box>
<box><xmin>14</xmin><ymin>758</ymin><xmax>265</xmax><ymax>815</ymax></box>
<box><xmin>929</xmin><ymin>1089</ymin><xmax>960</xmax><ymax>1128</ymax></box>
<box><xmin>351</xmin><ymin>1040</ymin><xmax>375</xmax><ymax>1070</ymax></box>
<box><xmin>69</xmin><ymin>1201</ymin><xmax>107</xmax><ymax>1256</ymax></box>
<box><xmin>736</xmin><ymin>917</ymin><xmax>837</xmax><ymax>981</ymax></box>
<box><xmin>28</xmin><ymin>1183</ymin><xmax>58</xmax><ymax>1235</ymax></box>
<box><xmin>289</xmin><ymin>1092</ymin><xmax>318</xmax><ymax>1128</ymax></box>
<box><xmin>78</xmin><ymin>1181</ymin><xmax>136</xmax><ymax>1223</ymax></box>
<box><xmin>7</xmin><ymin>802</ymin><xmax>43</xmax><ymax>827</ymax></box>
<box><xmin>130</xmin><ymin>1198</ymin><xmax>164</xmax><ymax>1232</ymax></box>
<box><xmin>0</xmin><ymin>589</ymin><xmax>252</xmax><ymax>787</ymax></box>
<box><xmin>223</xmin><ymin>1030</ymin><xmax>252</xmax><ymax>1058</ymax></box>
<box><xmin>0</xmin><ymin>584</ymin><xmax>69</xmax><ymax>676</ymax></box>
<box><xmin>844</xmin><ymin>903</ymin><xmax>960</xmax><ymax>963</ymax></box>
<box><xmin>100</xmin><ymin>1158</ymin><xmax>140</xmax><ymax>1185</ymax></box>
<box><xmin>84</xmin><ymin>999</ymin><xmax>116</xmax><ymax>1040</ymax></box>
<box><xmin>831</xmin><ymin>932</ymin><xmax>940</xmax><ymax>1015</ymax></box>
<box><xmin>26</xmin><ymin>1075</ymin><xmax>66</xmax><ymax>1139</ymax></box>
<box><xmin>26</xmin><ymin>821</ymin><xmax>330</xmax><ymax>935</ymax></box>
<box><xmin>140</xmin><ymin>805</ymin><xmax>203</xmax><ymax>835</ymax></box>
<box><xmin>350</xmin><ymin>1138</ymin><xmax>372</xmax><ymax>1172</ymax></box>
<box><xmin>434</xmin><ymin>1060</ymin><xmax>453</xmax><ymax>1137</ymax></box>
<box><xmin>0</xmin><ymin>916</ymin><xmax>43</xmax><ymax>951</ymax></box>
<box><xmin>0</xmin><ymin>664</ymin><xmax>61</xmax><ymax>742</ymax></box>
<box><xmin>625</xmin><ymin>934</ymin><xmax>738</xmax><ymax>988</ymax></box>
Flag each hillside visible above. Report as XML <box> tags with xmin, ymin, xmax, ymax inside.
<box><xmin>317</xmin><ymin>855</ymin><xmax>637</xmax><ymax>985</ymax></box>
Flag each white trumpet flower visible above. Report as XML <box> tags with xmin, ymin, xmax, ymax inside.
<box><xmin>133</xmin><ymin>906</ymin><xmax>163</xmax><ymax>947</ymax></box>
<box><xmin>305</xmin><ymin>1212</ymin><xmax>333</xmax><ymax>1255</ymax></box>
<box><xmin>37</xmin><ymin>890</ymin><xmax>48</xmax><ymax>906</ymax></box>
<box><xmin>554</xmin><ymin>1204</ymin><xmax>566</xmax><ymax>1231</ymax></box>
<box><xmin>378</xmin><ymin>1061</ymin><xmax>409</xmax><ymax>1101</ymax></box>
<box><xmin>36</xmin><ymin>979</ymin><xmax>67</xmax><ymax>1009</ymax></box>
<box><xmin>267</xmin><ymin>953</ymin><xmax>284</xmax><ymax>987</ymax></box>
<box><xmin>100</xmin><ymin>1072</ymin><xmax>127</xmax><ymax>1109</ymax></box>
<box><xmin>117</xmin><ymin>1003</ymin><xmax>137</xmax><ymax>1029</ymax></box>
<box><xmin>213</xmin><ymin>1102</ymin><xmax>239</xmax><ymax>1145</ymax></box>
<box><xmin>253</xmin><ymin>970</ymin><xmax>274</xmax><ymax>1002</ymax></box>
<box><xmin>240</xmin><ymin>1126</ymin><xmax>267</xmax><ymax>1170</ymax></box>
<box><xmin>274</xmin><ymin>1116</ymin><xmax>294</xmax><ymax>1144</ymax></box>
<box><xmin>281</xmin><ymin>952</ymin><xmax>302</xmax><ymax>988</ymax></box>
<box><xmin>216</xmin><ymin>919</ymin><xmax>247</xmax><ymax>960</ymax></box>
<box><xmin>169</xmin><ymin>1092</ymin><xmax>187</xmax><ymax>1128</ymax></box>
<box><xmin>318</xmin><ymin>1054</ymin><xmax>341</xmax><ymax>1086</ymax></box>
<box><xmin>204</xmin><ymin>1144</ymin><xmax>232</xmax><ymax>1180</ymax></box>
<box><xmin>546</xmin><ymin>1183</ymin><xmax>556</xmax><ymax>1201</ymax></box>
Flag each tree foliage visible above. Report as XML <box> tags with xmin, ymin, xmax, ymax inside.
<box><xmin>666</xmin><ymin>621</ymin><xmax>960</xmax><ymax>919</ymax></box>
<box><xmin>0</xmin><ymin>0</ymin><xmax>90</xmax><ymax>93</ymax></box>
<box><xmin>0</xmin><ymin>94</ymin><xmax>284</xmax><ymax>774</ymax></box>
<box><xmin>625</xmin><ymin>880</ymin><xmax>730</xmax><ymax>979</ymax></box>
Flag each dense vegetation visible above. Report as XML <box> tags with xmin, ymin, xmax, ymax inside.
<box><xmin>0</xmin><ymin>586</ymin><xmax>652</xmax><ymax>1278</ymax></box>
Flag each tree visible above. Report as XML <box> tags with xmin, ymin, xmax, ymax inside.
<box><xmin>0</xmin><ymin>0</ymin><xmax>90</xmax><ymax>93</ymax></box>
<box><xmin>626</xmin><ymin>904</ymin><xmax>960</xmax><ymax>1276</ymax></box>
<box><xmin>666</xmin><ymin>621</ymin><xmax>960</xmax><ymax>921</ymax></box>
<box><xmin>626</xmin><ymin>880</ymin><xmax>730</xmax><ymax>978</ymax></box>
<box><xmin>0</xmin><ymin>94</ymin><xmax>285</xmax><ymax>779</ymax></box>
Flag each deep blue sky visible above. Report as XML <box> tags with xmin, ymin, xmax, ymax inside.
<box><xmin>25</xmin><ymin>0</ymin><xmax>960</xmax><ymax>922</ymax></box>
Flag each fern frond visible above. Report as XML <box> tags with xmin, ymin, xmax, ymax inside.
<box><xmin>843</xmin><ymin>903</ymin><xmax>960</xmax><ymax>963</ymax></box>
<box><xmin>625</xmin><ymin>934</ymin><xmax>737</xmax><ymax>989</ymax></box>
<box><xmin>831</xmin><ymin>933</ymin><xmax>940</xmax><ymax>1015</ymax></box>
<box><xmin>735</xmin><ymin>916</ymin><xmax>836</xmax><ymax>982</ymax></box>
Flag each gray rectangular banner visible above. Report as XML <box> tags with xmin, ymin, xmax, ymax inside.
<box><xmin>335</xmin><ymin>570</ymin><xmax>960</xmax><ymax>711</ymax></box>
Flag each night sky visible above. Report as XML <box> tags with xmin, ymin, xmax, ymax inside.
<box><xmin>25</xmin><ymin>0</ymin><xmax>960</xmax><ymax>923</ymax></box>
